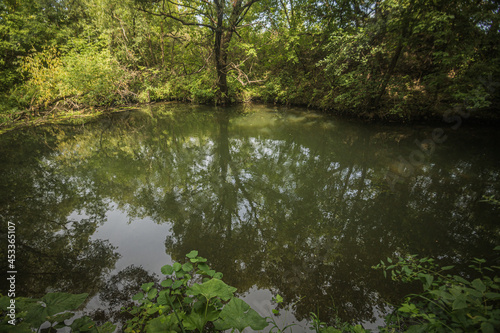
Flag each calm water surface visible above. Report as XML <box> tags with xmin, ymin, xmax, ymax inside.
<box><xmin>1</xmin><ymin>103</ymin><xmax>499</xmax><ymax>331</ymax></box>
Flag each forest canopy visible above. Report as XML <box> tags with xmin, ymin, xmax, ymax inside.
<box><xmin>0</xmin><ymin>0</ymin><xmax>499</xmax><ymax>121</ymax></box>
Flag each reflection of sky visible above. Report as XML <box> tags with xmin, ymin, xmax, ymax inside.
<box><xmin>82</xmin><ymin>203</ymin><xmax>174</xmax><ymax>276</ymax></box>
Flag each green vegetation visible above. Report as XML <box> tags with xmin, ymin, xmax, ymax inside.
<box><xmin>2</xmin><ymin>250</ymin><xmax>499</xmax><ymax>332</ymax></box>
<box><xmin>1</xmin><ymin>0</ymin><xmax>499</xmax><ymax>125</ymax></box>
<box><xmin>374</xmin><ymin>252</ymin><xmax>500</xmax><ymax>332</ymax></box>
<box><xmin>0</xmin><ymin>292</ymin><xmax>116</xmax><ymax>332</ymax></box>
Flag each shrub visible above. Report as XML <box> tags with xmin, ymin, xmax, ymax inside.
<box><xmin>373</xmin><ymin>249</ymin><xmax>500</xmax><ymax>332</ymax></box>
<box><xmin>18</xmin><ymin>40</ymin><xmax>132</xmax><ymax>110</ymax></box>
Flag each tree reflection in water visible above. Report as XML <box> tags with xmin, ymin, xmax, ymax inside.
<box><xmin>0</xmin><ymin>103</ymin><xmax>498</xmax><ymax>327</ymax></box>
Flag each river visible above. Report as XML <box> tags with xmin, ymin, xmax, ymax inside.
<box><xmin>1</xmin><ymin>103</ymin><xmax>499</xmax><ymax>331</ymax></box>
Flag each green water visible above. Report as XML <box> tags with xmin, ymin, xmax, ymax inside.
<box><xmin>1</xmin><ymin>103</ymin><xmax>499</xmax><ymax>330</ymax></box>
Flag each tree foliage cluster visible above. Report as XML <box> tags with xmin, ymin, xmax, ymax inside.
<box><xmin>1</xmin><ymin>0</ymin><xmax>499</xmax><ymax>119</ymax></box>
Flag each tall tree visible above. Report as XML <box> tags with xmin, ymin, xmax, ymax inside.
<box><xmin>136</xmin><ymin>0</ymin><xmax>260</xmax><ymax>105</ymax></box>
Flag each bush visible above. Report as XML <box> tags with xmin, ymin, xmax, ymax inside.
<box><xmin>17</xmin><ymin>40</ymin><xmax>132</xmax><ymax>110</ymax></box>
<box><xmin>373</xmin><ymin>250</ymin><xmax>500</xmax><ymax>332</ymax></box>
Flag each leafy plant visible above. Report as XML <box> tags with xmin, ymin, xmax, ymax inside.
<box><xmin>373</xmin><ymin>249</ymin><xmax>500</xmax><ymax>332</ymax></box>
<box><xmin>0</xmin><ymin>292</ymin><xmax>115</xmax><ymax>332</ymax></box>
<box><xmin>121</xmin><ymin>250</ymin><xmax>268</xmax><ymax>332</ymax></box>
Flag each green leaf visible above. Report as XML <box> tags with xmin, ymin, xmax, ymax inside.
<box><xmin>187</xmin><ymin>278</ymin><xmax>236</xmax><ymax>301</ymax></box>
<box><xmin>173</xmin><ymin>263</ymin><xmax>182</xmax><ymax>271</ymax></box>
<box><xmin>453</xmin><ymin>275</ymin><xmax>470</xmax><ymax>285</ymax></box>
<box><xmin>24</xmin><ymin>293</ymin><xmax>88</xmax><ymax>327</ymax></box>
<box><xmin>472</xmin><ymin>279</ymin><xmax>487</xmax><ymax>293</ymax></box>
<box><xmin>146</xmin><ymin>314</ymin><xmax>179</xmax><ymax>333</ymax></box>
<box><xmin>484</xmin><ymin>292</ymin><xmax>500</xmax><ymax>300</ymax></box>
<box><xmin>172</xmin><ymin>280</ymin><xmax>183</xmax><ymax>289</ymax></box>
<box><xmin>481</xmin><ymin>322</ymin><xmax>495</xmax><ymax>333</ymax></box>
<box><xmin>161</xmin><ymin>265</ymin><xmax>174</xmax><ymax>275</ymax></box>
<box><xmin>157</xmin><ymin>290</ymin><xmax>170</xmax><ymax>306</ymax></box>
<box><xmin>98</xmin><ymin>322</ymin><xmax>117</xmax><ymax>333</ymax></box>
<box><xmin>182</xmin><ymin>262</ymin><xmax>194</xmax><ymax>272</ymax></box>
<box><xmin>70</xmin><ymin>316</ymin><xmax>98</xmax><ymax>332</ymax></box>
<box><xmin>441</xmin><ymin>265</ymin><xmax>454</xmax><ymax>271</ymax></box>
<box><xmin>422</xmin><ymin>274</ymin><xmax>434</xmax><ymax>290</ymax></box>
<box><xmin>452</xmin><ymin>294</ymin><xmax>467</xmax><ymax>310</ymax></box>
<box><xmin>132</xmin><ymin>292</ymin><xmax>145</xmax><ymax>301</ymax></box>
<box><xmin>147</xmin><ymin>288</ymin><xmax>158</xmax><ymax>300</ymax></box>
<box><xmin>161</xmin><ymin>279</ymin><xmax>173</xmax><ymax>288</ymax></box>
<box><xmin>186</xmin><ymin>250</ymin><xmax>199</xmax><ymax>259</ymax></box>
<box><xmin>274</xmin><ymin>294</ymin><xmax>283</xmax><ymax>303</ymax></box>
<box><xmin>142</xmin><ymin>282</ymin><xmax>155</xmax><ymax>292</ymax></box>
<box><xmin>43</xmin><ymin>293</ymin><xmax>88</xmax><ymax>315</ymax></box>
<box><xmin>214</xmin><ymin>298</ymin><xmax>268</xmax><ymax>332</ymax></box>
<box><xmin>181</xmin><ymin>309</ymin><xmax>208</xmax><ymax>332</ymax></box>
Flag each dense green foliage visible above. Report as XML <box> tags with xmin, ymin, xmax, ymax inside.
<box><xmin>0</xmin><ymin>292</ymin><xmax>116</xmax><ymax>332</ymax></box>
<box><xmin>0</xmin><ymin>0</ymin><xmax>499</xmax><ymax>123</ymax></box>
<box><xmin>374</xmin><ymin>252</ymin><xmax>500</xmax><ymax>332</ymax></box>
<box><xmin>2</xmin><ymin>250</ymin><xmax>498</xmax><ymax>332</ymax></box>
<box><xmin>121</xmin><ymin>250</ymin><xmax>268</xmax><ymax>332</ymax></box>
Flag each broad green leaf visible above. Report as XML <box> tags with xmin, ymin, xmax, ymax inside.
<box><xmin>472</xmin><ymin>278</ymin><xmax>486</xmax><ymax>293</ymax></box>
<box><xmin>481</xmin><ymin>322</ymin><xmax>495</xmax><ymax>333</ymax></box>
<box><xmin>161</xmin><ymin>265</ymin><xmax>174</xmax><ymax>275</ymax></box>
<box><xmin>181</xmin><ymin>310</ymin><xmax>207</xmax><ymax>332</ymax></box>
<box><xmin>186</xmin><ymin>250</ymin><xmax>199</xmax><ymax>259</ymax></box>
<box><xmin>423</xmin><ymin>274</ymin><xmax>434</xmax><ymax>290</ymax></box>
<box><xmin>98</xmin><ymin>322</ymin><xmax>117</xmax><ymax>333</ymax></box>
<box><xmin>146</xmin><ymin>314</ymin><xmax>179</xmax><ymax>333</ymax></box>
<box><xmin>157</xmin><ymin>290</ymin><xmax>170</xmax><ymax>306</ymax></box>
<box><xmin>147</xmin><ymin>288</ymin><xmax>158</xmax><ymax>300</ymax></box>
<box><xmin>142</xmin><ymin>282</ymin><xmax>154</xmax><ymax>292</ymax></box>
<box><xmin>24</xmin><ymin>293</ymin><xmax>88</xmax><ymax>327</ymax></box>
<box><xmin>43</xmin><ymin>293</ymin><xmax>88</xmax><ymax>315</ymax></box>
<box><xmin>182</xmin><ymin>262</ymin><xmax>193</xmax><ymax>272</ymax></box>
<box><xmin>198</xmin><ymin>263</ymin><xmax>210</xmax><ymax>272</ymax></box>
<box><xmin>214</xmin><ymin>297</ymin><xmax>268</xmax><ymax>332</ymax></box>
<box><xmin>452</xmin><ymin>294</ymin><xmax>467</xmax><ymax>310</ymax></box>
<box><xmin>0</xmin><ymin>296</ymin><xmax>10</xmax><ymax>310</ymax></box>
<box><xmin>132</xmin><ymin>292</ymin><xmax>145</xmax><ymax>301</ymax></box>
<box><xmin>173</xmin><ymin>263</ymin><xmax>182</xmax><ymax>271</ymax></box>
<box><xmin>484</xmin><ymin>292</ymin><xmax>500</xmax><ymax>300</ymax></box>
<box><xmin>190</xmin><ymin>257</ymin><xmax>208</xmax><ymax>263</ymax></box>
<box><xmin>187</xmin><ymin>278</ymin><xmax>236</xmax><ymax>301</ymax></box>
<box><xmin>161</xmin><ymin>279</ymin><xmax>173</xmax><ymax>288</ymax></box>
<box><xmin>453</xmin><ymin>275</ymin><xmax>470</xmax><ymax>285</ymax></box>
<box><xmin>70</xmin><ymin>316</ymin><xmax>98</xmax><ymax>332</ymax></box>
<box><xmin>172</xmin><ymin>280</ymin><xmax>183</xmax><ymax>289</ymax></box>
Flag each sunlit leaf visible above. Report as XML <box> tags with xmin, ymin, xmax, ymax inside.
<box><xmin>161</xmin><ymin>265</ymin><xmax>174</xmax><ymax>275</ymax></box>
<box><xmin>214</xmin><ymin>297</ymin><xmax>268</xmax><ymax>332</ymax></box>
<box><xmin>187</xmin><ymin>278</ymin><xmax>236</xmax><ymax>301</ymax></box>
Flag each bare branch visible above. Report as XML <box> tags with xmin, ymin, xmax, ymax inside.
<box><xmin>137</xmin><ymin>5</ymin><xmax>216</xmax><ymax>30</ymax></box>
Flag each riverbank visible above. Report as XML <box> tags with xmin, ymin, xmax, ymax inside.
<box><xmin>1</xmin><ymin>99</ymin><xmax>499</xmax><ymax>136</ymax></box>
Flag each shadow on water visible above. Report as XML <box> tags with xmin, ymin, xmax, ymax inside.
<box><xmin>1</xmin><ymin>102</ymin><xmax>499</xmax><ymax>330</ymax></box>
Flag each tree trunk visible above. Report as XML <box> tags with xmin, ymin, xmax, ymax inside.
<box><xmin>214</xmin><ymin>0</ymin><xmax>229</xmax><ymax>105</ymax></box>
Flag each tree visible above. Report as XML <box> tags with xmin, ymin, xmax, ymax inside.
<box><xmin>136</xmin><ymin>0</ymin><xmax>260</xmax><ymax>105</ymax></box>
